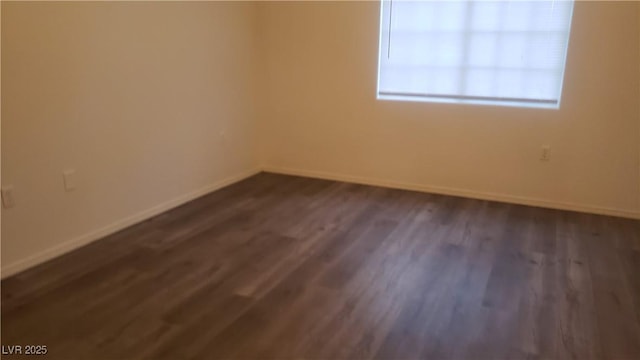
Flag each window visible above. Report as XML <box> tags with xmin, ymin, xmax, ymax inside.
<box><xmin>377</xmin><ymin>0</ymin><xmax>574</xmax><ymax>108</ymax></box>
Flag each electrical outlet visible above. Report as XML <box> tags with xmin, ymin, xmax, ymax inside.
<box><xmin>540</xmin><ymin>146</ymin><xmax>551</xmax><ymax>162</ymax></box>
<box><xmin>63</xmin><ymin>169</ymin><xmax>77</xmax><ymax>191</ymax></box>
<box><xmin>219</xmin><ymin>130</ymin><xmax>230</xmax><ymax>146</ymax></box>
<box><xmin>2</xmin><ymin>186</ymin><xmax>15</xmax><ymax>208</ymax></box>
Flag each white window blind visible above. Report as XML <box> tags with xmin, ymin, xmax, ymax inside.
<box><xmin>377</xmin><ymin>0</ymin><xmax>574</xmax><ymax>108</ymax></box>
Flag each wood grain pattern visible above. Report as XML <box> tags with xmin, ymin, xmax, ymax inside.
<box><xmin>2</xmin><ymin>173</ymin><xmax>640</xmax><ymax>359</ymax></box>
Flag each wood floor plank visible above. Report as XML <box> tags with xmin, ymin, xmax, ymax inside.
<box><xmin>2</xmin><ymin>173</ymin><xmax>639</xmax><ymax>360</ymax></box>
<box><xmin>552</xmin><ymin>211</ymin><xmax>602</xmax><ymax>360</ymax></box>
<box><xmin>585</xmin><ymin>215</ymin><xmax>640</xmax><ymax>359</ymax></box>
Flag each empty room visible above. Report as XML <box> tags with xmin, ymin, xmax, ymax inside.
<box><xmin>1</xmin><ymin>0</ymin><xmax>639</xmax><ymax>359</ymax></box>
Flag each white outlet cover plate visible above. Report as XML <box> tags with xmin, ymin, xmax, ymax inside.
<box><xmin>63</xmin><ymin>170</ymin><xmax>77</xmax><ymax>191</ymax></box>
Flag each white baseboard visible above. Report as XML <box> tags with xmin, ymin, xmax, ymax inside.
<box><xmin>3</xmin><ymin>164</ymin><xmax>638</xmax><ymax>279</ymax></box>
<box><xmin>1</xmin><ymin>167</ymin><xmax>262</xmax><ymax>279</ymax></box>
<box><xmin>263</xmin><ymin>165</ymin><xmax>640</xmax><ymax>220</ymax></box>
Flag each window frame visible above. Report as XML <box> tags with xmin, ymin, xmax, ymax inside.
<box><xmin>376</xmin><ymin>0</ymin><xmax>575</xmax><ymax>109</ymax></box>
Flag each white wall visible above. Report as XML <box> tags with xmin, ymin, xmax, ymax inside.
<box><xmin>1</xmin><ymin>2</ymin><xmax>262</xmax><ymax>276</ymax></box>
<box><xmin>259</xmin><ymin>1</ymin><xmax>640</xmax><ymax>219</ymax></box>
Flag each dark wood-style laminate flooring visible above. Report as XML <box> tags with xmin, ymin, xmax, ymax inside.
<box><xmin>2</xmin><ymin>173</ymin><xmax>640</xmax><ymax>359</ymax></box>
